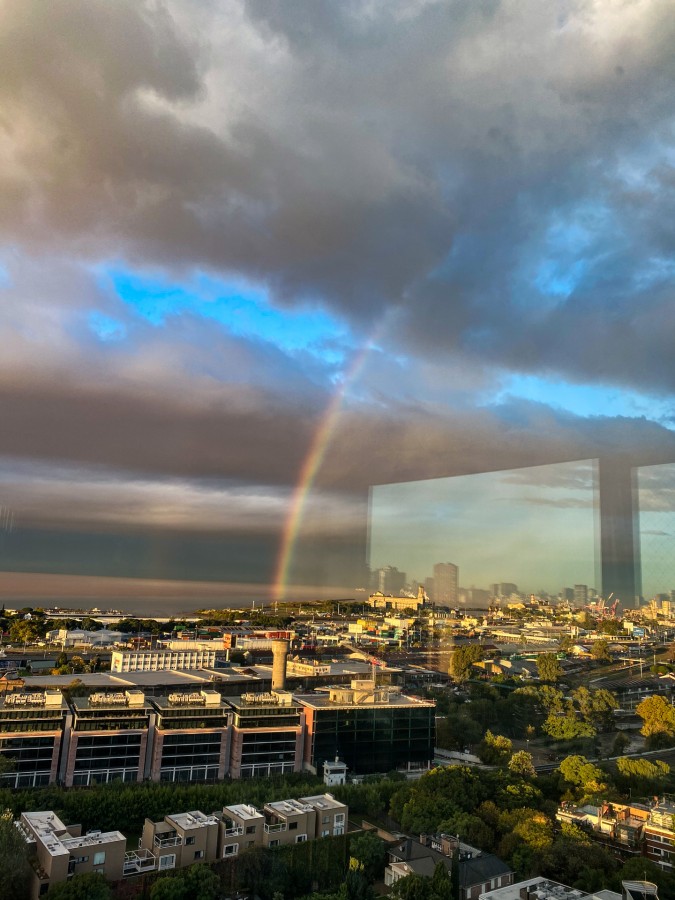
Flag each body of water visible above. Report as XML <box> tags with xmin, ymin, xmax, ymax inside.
<box><xmin>0</xmin><ymin>571</ymin><xmax>361</xmax><ymax>618</ymax></box>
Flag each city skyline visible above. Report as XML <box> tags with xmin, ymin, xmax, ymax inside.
<box><xmin>0</xmin><ymin>2</ymin><xmax>674</xmax><ymax>604</ymax></box>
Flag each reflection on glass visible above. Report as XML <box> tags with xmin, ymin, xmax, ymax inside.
<box><xmin>636</xmin><ymin>462</ymin><xmax>675</xmax><ymax>601</ymax></box>
<box><xmin>369</xmin><ymin>459</ymin><xmax>600</xmax><ymax>606</ymax></box>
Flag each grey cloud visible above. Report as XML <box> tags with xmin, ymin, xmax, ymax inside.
<box><xmin>0</xmin><ymin>458</ymin><xmax>365</xmax><ymax>536</ymax></box>
<box><xmin>3</xmin><ymin>0</ymin><xmax>674</xmax><ymax>394</ymax></box>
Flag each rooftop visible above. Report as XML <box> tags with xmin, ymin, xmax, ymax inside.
<box><xmin>223</xmin><ymin>804</ymin><xmax>263</xmax><ymax>820</ymax></box>
<box><xmin>299</xmin><ymin>793</ymin><xmax>346</xmax><ymax>811</ymax></box>
<box><xmin>296</xmin><ymin>688</ymin><xmax>434</xmax><ymax>709</ymax></box>
<box><xmin>265</xmin><ymin>799</ymin><xmax>313</xmax><ymax>816</ymax></box>
<box><xmin>19</xmin><ymin>812</ymin><xmax>124</xmax><ymax>857</ymax></box>
<box><xmin>167</xmin><ymin>811</ymin><xmax>219</xmax><ymax>830</ymax></box>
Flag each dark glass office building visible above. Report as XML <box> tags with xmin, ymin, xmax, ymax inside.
<box><xmin>298</xmin><ymin>681</ymin><xmax>435</xmax><ymax>775</ymax></box>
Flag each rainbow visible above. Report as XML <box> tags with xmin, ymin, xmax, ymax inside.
<box><xmin>272</xmin><ymin>334</ymin><xmax>379</xmax><ymax>602</ymax></box>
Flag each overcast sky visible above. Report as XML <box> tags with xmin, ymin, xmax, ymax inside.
<box><xmin>1</xmin><ymin>0</ymin><xmax>675</xmax><ymax>607</ymax></box>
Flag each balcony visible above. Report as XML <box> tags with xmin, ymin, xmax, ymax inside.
<box><xmin>264</xmin><ymin>822</ymin><xmax>287</xmax><ymax>833</ymax></box>
<box><xmin>124</xmin><ymin>849</ymin><xmax>157</xmax><ymax>875</ymax></box>
<box><xmin>154</xmin><ymin>834</ymin><xmax>182</xmax><ymax>848</ymax></box>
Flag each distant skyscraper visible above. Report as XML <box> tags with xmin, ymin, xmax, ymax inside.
<box><xmin>375</xmin><ymin>566</ymin><xmax>406</xmax><ymax>594</ymax></box>
<box><xmin>574</xmin><ymin>584</ymin><xmax>588</xmax><ymax>606</ymax></box>
<box><xmin>433</xmin><ymin>563</ymin><xmax>458</xmax><ymax>606</ymax></box>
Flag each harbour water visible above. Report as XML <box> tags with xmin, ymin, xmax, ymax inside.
<box><xmin>0</xmin><ymin>571</ymin><xmax>360</xmax><ymax>617</ymax></box>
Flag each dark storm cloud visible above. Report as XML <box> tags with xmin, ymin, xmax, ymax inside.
<box><xmin>2</xmin><ymin>0</ymin><xmax>674</xmax><ymax>394</ymax></box>
<box><xmin>2</xmin><ymin>365</ymin><xmax>672</xmax><ymax>498</ymax></box>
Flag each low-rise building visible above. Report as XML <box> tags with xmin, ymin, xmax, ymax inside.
<box><xmin>368</xmin><ymin>586</ymin><xmax>426</xmax><ymax>613</ymax></box>
<box><xmin>299</xmin><ymin>793</ymin><xmax>347</xmax><ymax>838</ymax></box>
<box><xmin>111</xmin><ymin>649</ymin><xmax>217</xmax><ymax>673</ymax></box>
<box><xmin>386</xmin><ymin>835</ymin><xmax>513</xmax><ymax>900</ymax></box>
<box><xmin>261</xmin><ymin>798</ymin><xmax>318</xmax><ymax>848</ymax></box>
<box><xmin>643</xmin><ymin>799</ymin><xmax>675</xmax><ymax>870</ymax></box>
<box><xmin>140</xmin><ymin>810</ymin><xmax>220</xmax><ymax>873</ymax></box>
<box><xmin>556</xmin><ymin>801</ymin><xmax>647</xmax><ymax>853</ymax></box>
<box><xmin>219</xmin><ymin>804</ymin><xmax>264</xmax><ymax>859</ymax></box>
<box><xmin>479</xmin><ymin>876</ymin><xmax>656</xmax><ymax>900</ymax></box>
<box><xmin>16</xmin><ymin>810</ymin><xmax>126</xmax><ymax>900</ymax></box>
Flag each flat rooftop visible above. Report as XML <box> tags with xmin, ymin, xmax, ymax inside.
<box><xmin>61</xmin><ymin>830</ymin><xmax>125</xmax><ymax>849</ymax></box>
<box><xmin>22</xmin><ymin>668</ymin><xmax>260</xmax><ymax>690</ymax></box>
<box><xmin>167</xmin><ymin>811</ymin><xmax>219</xmax><ymax>830</ymax></box>
<box><xmin>294</xmin><ymin>690</ymin><xmax>434</xmax><ymax>709</ymax></box>
<box><xmin>300</xmin><ymin>794</ymin><xmax>346</xmax><ymax>810</ymax></box>
<box><xmin>19</xmin><ymin>812</ymin><xmax>123</xmax><ymax>856</ymax></box>
<box><xmin>266</xmin><ymin>798</ymin><xmax>313</xmax><ymax>816</ymax></box>
<box><xmin>152</xmin><ymin>691</ymin><xmax>230</xmax><ymax>711</ymax></box>
<box><xmin>224</xmin><ymin>804</ymin><xmax>263</xmax><ymax>820</ymax></box>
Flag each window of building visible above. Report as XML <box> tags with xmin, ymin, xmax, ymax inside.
<box><xmin>322</xmin><ymin>829</ymin><xmax>330</xmax><ymax>837</ymax></box>
<box><xmin>295</xmin><ymin>834</ymin><xmax>307</xmax><ymax>843</ymax></box>
<box><xmin>246</xmin><ymin>825</ymin><xmax>257</xmax><ymax>834</ymax></box>
<box><xmin>223</xmin><ymin>844</ymin><xmax>239</xmax><ymax>857</ymax></box>
<box><xmin>335</xmin><ymin>813</ymin><xmax>345</xmax><ymax>824</ymax></box>
<box><xmin>269</xmin><ymin>839</ymin><xmax>279</xmax><ymax>847</ymax></box>
<box><xmin>194</xmin><ymin>850</ymin><xmax>204</xmax><ymax>859</ymax></box>
<box><xmin>159</xmin><ymin>854</ymin><xmax>176</xmax><ymax>870</ymax></box>
<box><xmin>93</xmin><ymin>851</ymin><xmax>106</xmax><ymax>866</ymax></box>
<box><xmin>185</xmin><ymin>836</ymin><xmax>196</xmax><ymax>845</ymax></box>
<box><xmin>322</xmin><ymin>815</ymin><xmax>330</xmax><ymax>823</ymax></box>
<box><xmin>289</xmin><ymin>821</ymin><xmax>298</xmax><ymax>830</ymax></box>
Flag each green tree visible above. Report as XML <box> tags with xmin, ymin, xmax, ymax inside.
<box><xmin>390</xmin><ymin>873</ymin><xmax>433</xmax><ymax>900</ymax></box>
<box><xmin>542</xmin><ymin>713</ymin><xmax>595</xmax><ymax>741</ymax></box>
<box><xmin>149</xmin><ymin>876</ymin><xmax>187</xmax><ymax>900</ymax></box>
<box><xmin>46</xmin><ymin>872</ymin><xmax>112</xmax><ymax>900</ymax></box>
<box><xmin>558</xmin><ymin>756</ymin><xmax>606</xmax><ymax>794</ymax></box>
<box><xmin>477</xmin><ymin>731</ymin><xmax>512</xmax><ymax>765</ymax></box>
<box><xmin>508</xmin><ymin>751</ymin><xmax>536</xmax><ymax>778</ymax></box>
<box><xmin>636</xmin><ymin>695</ymin><xmax>675</xmax><ymax>746</ymax></box>
<box><xmin>184</xmin><ymin>863</ymin><xmax>220</xmax><ymax>900</ymax></box>
<box><xmin>9</xmin><ymin>619</ymin><xmax>39</xmax><ymax>645</ymax></box>
<box><xmin>437</xmin><ymin>812</ymin><xmax>495</xmax><ymax>852</ymax></box>
<box><xmin>450</xmin><ymin>645</ymin><xmax>484</xmax><ymax>682</ymax></box>
<box><xmin>615</xmin><ymin>756</ymin><xmax>670</xmax><ymax>793</ymax></box>
<box><xmin>349</xmin><ymin>831</ymin><xmax>386</xmax><ymax>883</ymax></box>
<box><xmin>0</xmin><ymin>809</ymin><xmax>32</xmax><ymax>900</ymax></box>
<box><xmin>570</xmin><ymin>687</ymin><xmax>617</xmax><ymax>731</ymax></box>
<box><xmin>536</xmin><ymin>654</ymin><xmax>562</xmax><ymax>683</ymax></box>
<box><xmin>430</xmin><ymin>861</ymin><xmax>453</xmax><ymax>900</ymax></box>
<box><xmin>340</xmin><ymin>863</ymin><xmax>377</xmax><ymax>900</ymax></box>
<box><xmin>590</xmin><ymin>640</ymin><xmax>610</xmax><ymax>662</ymax></box>
<box><xmin>612</xmin><ymin>732</ymin><xmax>630</xmax><ymax>756</ymax></box>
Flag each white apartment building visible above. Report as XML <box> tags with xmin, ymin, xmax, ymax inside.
<box><xmin>111</xmin><ymin>650</ymin><xmax>217</xmax><ymax>673</ymax></box>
